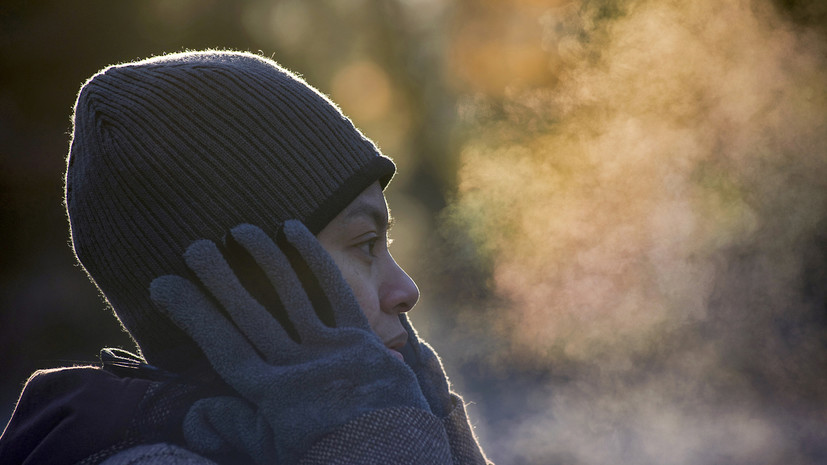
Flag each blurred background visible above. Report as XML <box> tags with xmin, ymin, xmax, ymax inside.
<box><xmin>2</xmin><ymin>0</ymin><xmax>826</xmax><ymax>463</ymax></box>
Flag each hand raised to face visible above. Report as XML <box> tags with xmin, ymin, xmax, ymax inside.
<box><xmin>150</xmin><ymin>220</ymin><xmax>429</xmax><ymax>464</ymax></box>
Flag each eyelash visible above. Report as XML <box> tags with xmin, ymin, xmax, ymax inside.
<box><xmin>359</xmin><ymin>233</ymin><xmax>392</xmax><ymax>259</ymax></box>
<box><xmin>363</xmin><ymin>237</ymin><xmax>379</xmax><ymax>257</ymax></box>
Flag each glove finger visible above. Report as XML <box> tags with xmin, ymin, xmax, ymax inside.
<box><xmin>398</xmin><ymin>314</ymin><xmax>453</xmax><ymax>417</ymax></box>
<box><xmin>185</xmin><ymin>396</ymin><xmax>276</xmax><ymax>464</ymax></box>
<box><xmin>399</xmin><ymin>313</ymin><xmax>431</xmax><ymax>366</ymax></box>
<box><xmin>150</xmin><ymin>275</ymin><xmax>272</xmax><ymax>397</ymax></box>
<box><xmin>399</xmin><ymin>314</ymin><xmax>445</xmax><ymax>368</ymax></box>
<box><xmin>184</xmin><ymin>238</ymin><xmax>294</xmax><ymax>360</ymax></box>
<box><xmin>401</xmin><ymin>313</ymin><xmax>440</xmax><ymax>349</ymax></box>
<box><xmin>398</xmin><ymin>313</ymin><xmax>423</xmax><ymax>356</ymax></box>
<box><xmin>281</xmin><ymin>220</ymin><xmax>370</xmax><ymax>331</ymax></box>
<box><xmin>229</xmin><ymin>223</ymin><xmax>326</xmax><ymax>337</ymax></box>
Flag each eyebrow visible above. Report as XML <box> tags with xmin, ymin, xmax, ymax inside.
<box><xmin>344</xmin><ymin>201</ymin><xmax>394</xmax><ymax>233</ymax></box>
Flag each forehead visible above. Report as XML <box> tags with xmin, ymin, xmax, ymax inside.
<box><xmin>322</xmin><ymin>182</ymin><xmax>388</xmax><ymax>232</ymax></box>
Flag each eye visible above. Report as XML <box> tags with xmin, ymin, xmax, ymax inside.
<box><xmin>358</xmin><ymin>236</ymin><xmax>380</xmax><ymax>258</ymax></box>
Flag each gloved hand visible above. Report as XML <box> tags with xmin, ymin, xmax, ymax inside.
<box><xmin>399</xmin><ymin>314</ymin><xmax>454</xmax><ymax>418</ymax></box>
<box><xmin>150</xmin><ymin>221</ymin><xmax>430</xmax><ymax>464</ymax></box>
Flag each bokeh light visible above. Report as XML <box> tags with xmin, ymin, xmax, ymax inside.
<box><xmin>2</xmin><ymin>0</ymin><xmax>826</xmax><ymax>463</ymax></box>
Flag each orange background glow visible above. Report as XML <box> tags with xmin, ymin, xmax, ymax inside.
<box><xmin>1</xmin><ymin>1</ymin><xmax>826</xmax><ymax>463</ymax></box>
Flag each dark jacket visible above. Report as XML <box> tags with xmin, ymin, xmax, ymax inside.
<box><xmin>0</xmin><ymin>356</ymin><xmax>490</xmax><ymax>464</ymax></box>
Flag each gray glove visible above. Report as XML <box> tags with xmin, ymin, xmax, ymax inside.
<box><xmin>399</xmin><ymin>314</ymin><xmax>454</xmax><ymax>418</ymax></box>
<box><xmin>150</xmin><ymin>221</ymin><xmax>430</xmax><ymax>464</ymax></box>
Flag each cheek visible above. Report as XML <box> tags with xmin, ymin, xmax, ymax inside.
<box><xmin>327</xmin><ymin>252</ymin><xmax>382</xmax><ymax>328</ymax></box>
<box><xmin>349</xmin><ymin>280</ymin><xmax>382</xmax><ymax>330</ymax></box>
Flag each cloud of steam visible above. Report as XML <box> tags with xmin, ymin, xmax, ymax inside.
<box><xmin>440</xmin><ymin>1</ymin><xmax>827</xmax><ymax>463</ymax></box>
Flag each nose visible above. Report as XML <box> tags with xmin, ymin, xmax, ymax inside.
<box><xmin>380</xmin><ymin>254</ymin><xmax>420</xmax><ymax>314</ymax></box>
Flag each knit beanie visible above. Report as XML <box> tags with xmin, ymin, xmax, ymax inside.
<box><xmin>65</xmin><ymin>51</ymin><xmax>396</xmax><ymax>372</ymax></box>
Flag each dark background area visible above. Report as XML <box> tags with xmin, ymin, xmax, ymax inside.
<box><xmin>2</xmin><ymin>1</ymin><xmax>827</xmax><ymax>464</ymax></box>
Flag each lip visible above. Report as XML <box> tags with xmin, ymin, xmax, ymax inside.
<box><xmin>386</xmin><ymin>347</ymin><xmax>405</xmax><ymax>362</ymax></box>
<box><xmin>384</xmin><ymin>332</ymin><xmax>408</xmax><ymax>362</ymax></box>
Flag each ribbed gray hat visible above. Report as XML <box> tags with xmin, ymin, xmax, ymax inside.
<box><xmin>66</xmin><ymin>50</ymin><xmax>396</xmax><ymax>372</ymax></box>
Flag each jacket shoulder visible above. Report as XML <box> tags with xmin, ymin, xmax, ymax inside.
<box><xmin>0</xmin><ymin>366</ymin><xmax>153</xmax><ymax>465</ymax></box>
<box><xmin>100</xmin><ymin>443</ymin><xmax>217</xmax><ymax>465</ymax></box>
